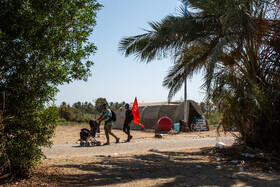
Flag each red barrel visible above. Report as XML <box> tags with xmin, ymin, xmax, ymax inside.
<box><xmin>157</xmin><ymin>116</ymin><xmax>172</xmax><ymax>130</ymax></box>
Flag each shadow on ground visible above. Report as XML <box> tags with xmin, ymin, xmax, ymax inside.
<box><xmin>39</xmin><ymin>148</ymin><xmax>280</xmax><ymax>186</ymax></box>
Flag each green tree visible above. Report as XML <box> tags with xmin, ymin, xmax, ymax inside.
<box><xmin>72</xmin><ymin>102</ymin><xmax>82</xmax><ymax>110</ymax></box>
<box><xmin>119</xmin><ymin>0</ymin><xmax>280</xmax><ymax>153</ymax></box>
<box><xmin>59</xmin><ymin>105</ymin><xmax>75</xmax><ymax>121</ymax></box>
<box><xmin>0</xmin><ymin>0</ymin><xmax>102</xmax><ymax>176</ymax></box>
<box><xmin>95</xmin><ymin>98</ymin><xmax>108</xmax><ymax>113</ymax></box>
<box><xmin>108</xmin><ymin>101</ymin><xmax>126</xmax><ymax>112</ymax></box>
<box><xmin>61</xmin><ymin>102</ymin><xmax>67</xmax><ymax>106</ymax></box>
<box><xmin>83</xmin><ymin>102</ymin><xmax>95</xmax><ymax>114</ymax></box>
<box><xmin>199</xmin><ymin>102</ymin><xmax>206</xmax><ymax>114</ymax></box>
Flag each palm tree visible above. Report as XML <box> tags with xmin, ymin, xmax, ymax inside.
<box><xmin>119</xmin><ymin>0</ymin><xmax>257</xmax><ymax>99</ymax></box>
<box><xmin>119</xmin><ymin>0</ymin><xmax>280</xmax><ymax>153</ymax></box>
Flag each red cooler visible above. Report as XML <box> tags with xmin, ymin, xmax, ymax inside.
<box><xmin>157</xmin><ymin>116</ymin><xmax>172</xmax><ymax>130</ymax></box>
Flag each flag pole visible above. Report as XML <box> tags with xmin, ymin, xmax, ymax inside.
<box><xmin>183</xmin><ymin>0</ymin><xmax>189</xmax><ymax>126</ymax></box>
<box><xmin>184</xmin><ymin>78</ymin><xmax>188</xmax><ymax>125</ymax></box>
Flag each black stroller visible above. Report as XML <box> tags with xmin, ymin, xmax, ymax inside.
<box><xmin>79</xmin><ymin>120</ymin><xmax>101</xmax><ymax>146</ymax></box>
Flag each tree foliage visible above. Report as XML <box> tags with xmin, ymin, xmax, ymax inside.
<box><xmin>119</xmin><ymin>0</ymin><xmax>280</xmax><ymax>153</ymax></box>
<box><xmin>72</xmin><ymin>101</ymin><xmax>95</xmax><ymax>114</ymax></box>
<box><xmin>109</xmin><ymin>101</ymin><xmax>125</xmax><ymax>112</ymax></box>
<box><xmin>58</xmin><ymin>101</ymin><xmax>96</xmax><ymax>123</ymax></box>
<box><xmin>94</xmin><ymin>98</ymin><xmax>108</xmax><ymax>113</ymax></box>
<box><xmin>57</xmin><ymin>99</ymin><xmax>125</xmax><ymax>123</ymax></box>
<box><xmin>0</xmin><ymin>0</ymin><xmax>102</xmax><ymax>176</ymax></box>
<box><xmin>94</xmin><ymin>98</ymin><xmax>125</xmax><ymax>113</ymax></box>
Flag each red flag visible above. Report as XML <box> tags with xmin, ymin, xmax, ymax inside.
<box><xmin>132</xmin><ymin>97</ymin><xmax>144</xmax><ymax>128</ymax></box>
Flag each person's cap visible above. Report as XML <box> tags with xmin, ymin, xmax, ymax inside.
<box><xmin>125</xmin><ymin>103</ymin><xmax>129</xmax><ymax>109</ymax></box>
<box><xmin>101</xmin><ymin>103</ymin><xmax>107</xmax><ymax>107</ymax></box>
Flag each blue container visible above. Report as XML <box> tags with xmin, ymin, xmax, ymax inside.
<box><xmin>173</xmin><ymin>123</ymin><xmax>180</xmax><ymax>131</ymax></box>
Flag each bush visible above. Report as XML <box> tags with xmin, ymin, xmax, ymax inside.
<box><xmin>58</xmin><ymin>105</ymin><xmax>97</xmax><ymax>124</ymax></box>
<box><xmin>3</xmin><ymin>108</ymin><xmax>57</xmax><ymax>176</ymax></box>
<box><xmin>206</xmin><ymin>112</ymin><xmax>222</xmax><ymax>127</ymax></box>
<box><xmin>0</xmin><ymin>0</ymin><xmax>102</xmax><ymax>177</ymax></box>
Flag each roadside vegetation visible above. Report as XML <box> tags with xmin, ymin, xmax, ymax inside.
<box><xmin>119</xmin><ymin>0</ymin><xmax>280</xmax><ymax>154</ymax></box>
<box><xmin>199</xmin><ymin>101</ymin><xmax>222</xmax><ymax>127</ymax></box>
<box><xmin>56</xmin><ymin>98</ymin><xmax>125</xmax><ymax>125</ymax></box>
<box><xmin>0</xmin><ymin>0</ymin><xmax>102</xmax><ymax>178</ymax></box>
<box><xmin>205</xmin><ymin>112</ymin><xmax>222</xmax><ymax>127</ymax></box>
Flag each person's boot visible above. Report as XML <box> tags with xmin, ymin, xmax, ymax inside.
<box><xmin>116</xmin><ymin>138</ymin><xmax>120</xmax><ymax>143</ymax></box>
<box><xmin>128</xmin><ymin>135</ymin><xmax>133</xmax><ymax>141</ymax></box>
<box><xmin>103</xmin><ymin>142</ymin><xmax>110</xmax><ymax>145</ymax></box>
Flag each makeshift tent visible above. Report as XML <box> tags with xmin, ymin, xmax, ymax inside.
<box><xmin>114</xmin><ymin>100</ymin><xmax>203</xmax><ymax>130</ymax></box>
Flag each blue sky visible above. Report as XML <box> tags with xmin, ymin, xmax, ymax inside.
<box><xmin>55</xmin><ymin>0</ymin><xmax>205</xmax><ymax>106</ymax></box>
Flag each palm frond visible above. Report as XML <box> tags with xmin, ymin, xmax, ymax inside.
<box><xmin>119</xmin><ymin>14</ymin><xmax>220</xmax><ymax>63</ymax></box>
<box><xmin>163</xmin><ymin>41</ymin><xmax>212</xmax><ymax>100</ymax></box>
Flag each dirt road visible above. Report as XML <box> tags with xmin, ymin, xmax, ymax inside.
<box><xmin>42</xmin><ymin>137</ymin><xmax>235</xmax><ymax>158</ymax></box>
<box><xmin>7</xmin><ymin>126</ymin><xmax>280</xmax><ymax>186</ymax></box>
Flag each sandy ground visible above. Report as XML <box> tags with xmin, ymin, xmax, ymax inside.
<box><xmin>42</xmin><ymin>137</ymin><xmax>236</xmax><ymax>158</ymax></box>
<box><xmin>4</xmin><ymin>125</ymin><xmax>280</xmax><ymax>186</ymax></box>
<box><xmin>51</xmin><ymin>124</ymin><xmax>236</xmax><ymax>144</ymax></box>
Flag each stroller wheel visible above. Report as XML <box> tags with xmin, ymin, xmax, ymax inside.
<box><xmin>85</xmin><ymin>142</ymin><xmax>90</xmax><ymax>147</ymax></box>
<box><xmin>96</xmin><ymin>141</ymin><xmax>101</xmax><ymax>146</ymax></box>
<box><xmin>91</xmin><ymin>141</ymin><xmax>95</xmax><ymax>146</ymax></box>
<box><xmin>80</xmin><ymin>141</ymin><xmax>85</xmax><ymax>146</ymax></box>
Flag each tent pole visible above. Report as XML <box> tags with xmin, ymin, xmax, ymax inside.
<box><xmin>184</xmin><ymin>78</ymin><xmax>188</xmax><ymax>125</ymax></box>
